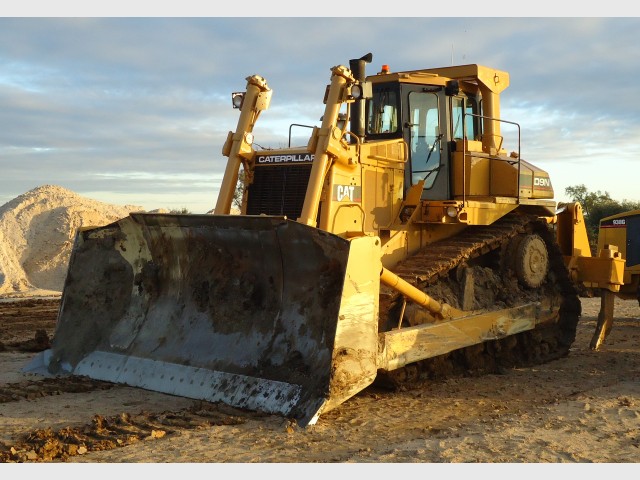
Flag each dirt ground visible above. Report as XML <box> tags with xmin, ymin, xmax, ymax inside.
<box><xmin>0</xmin><ymin>295</ymin><xmax>639</xmax><ymax>466</ymax></box>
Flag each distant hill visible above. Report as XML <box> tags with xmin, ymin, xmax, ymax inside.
<box><xmin>0</xmin><ymin>185</ymin><xmax>143</xmax><ymax>297</ymax></box>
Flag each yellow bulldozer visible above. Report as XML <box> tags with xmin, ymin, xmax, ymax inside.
<box><xmin>583</xmin><ymin>209</ymin><xmax>639</xmax><ymax>350</ymax></box>
<box><xmin>28</xmin><ymin>53</ymin><xmax>625</xmax><ymax>427</ymax></box>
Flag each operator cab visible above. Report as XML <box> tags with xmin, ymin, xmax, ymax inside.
<box><xmin>364</xmin><ymin>78</ymin><xmax>482</xmax><ymax>201</ymax></box>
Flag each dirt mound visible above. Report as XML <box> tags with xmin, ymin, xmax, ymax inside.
<box><xmin>0</xmin><ymin>185</ymin><xmax>143</xmax><ymax>296</ymax></box>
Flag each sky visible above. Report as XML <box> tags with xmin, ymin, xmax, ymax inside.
<box><xmin>1</xmin><ymin>7</ymin><xmax>639</xmax><ymax>213</ymax></box>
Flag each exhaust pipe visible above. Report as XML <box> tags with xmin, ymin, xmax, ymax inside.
<box><xmin>348</xmin><ymin>52</ymin><xmax>372</xmax><ymax>142</ymax></box>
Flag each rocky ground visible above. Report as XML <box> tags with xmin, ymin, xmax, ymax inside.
<box><xmin>0</xmin><ymin>295</ymin><xmax>638</xmax><ymax>464</ymax></box>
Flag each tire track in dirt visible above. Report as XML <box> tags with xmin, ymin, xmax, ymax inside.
<box><xmin>1</xmin><ymin>402</ymin><xmax>249</xmax><ymax>462</ymax></box>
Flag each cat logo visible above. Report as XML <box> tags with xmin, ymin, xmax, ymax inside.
<box><xmin>333</xmin><ymin>184</ymin><xmax>362</xmax><ymax>202</ymax></box>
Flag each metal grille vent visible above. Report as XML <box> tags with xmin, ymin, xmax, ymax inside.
<box><xmin>246</xmin><ymin>164</ymin><xmax>312</xmax><ymax>219</ymax></box>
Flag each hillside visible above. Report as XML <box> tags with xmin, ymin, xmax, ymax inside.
<box><xmin>0</xmin><ymin>185</ymin><xmax>143</xmax><ymax>297</ymax></box>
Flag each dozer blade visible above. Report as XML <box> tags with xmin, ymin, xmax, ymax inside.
<box><xmin>26</xmin><ymin>214</ymin><xmax>382</xmax><ymax>426</ymax></box>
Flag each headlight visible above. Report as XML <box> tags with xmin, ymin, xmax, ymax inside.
<box><xmin>232</xmin><ymin>92</ymin><xmax>245</xmax><ymax>109</ymax></box>
<box><xmin>349</xmin><ymin>82</ymin><xmax>371</xmax><ymax>100</ymax></box>
<box><xmin>446</xmin><ymin>206</ymin><xmax>458</xmax><ymax>218</ymax></box>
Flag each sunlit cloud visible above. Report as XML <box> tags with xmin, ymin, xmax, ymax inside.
<box><xmin>1</xmin><ymin>17</ymin><xmax>639</xmax><ymax>213</ymax></box>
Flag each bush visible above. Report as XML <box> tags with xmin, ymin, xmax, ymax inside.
<box><xmin>565</xmin><ymin>184</ymin><xmax>640</xmax><ymax>249</ymax></box>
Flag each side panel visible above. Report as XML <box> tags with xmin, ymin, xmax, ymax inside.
<box><xmin>627</xmin><ymin>215</ymin><xmax>640</xmax><ymax>267</ymax></box>
<box><xmin>599</xmin><ymin>215</ymin><xmax>629</xmax><ymax>262</ymax></box>
<box><xmin>363</xmin><ymin>167</ymin><xmax>394</xmax><ymax>231</ymax></box>
<box><xmin>324</xmin><ymin>162</ymin><xmax>363</xmax><ymax>236</ymax></box>
<box><xmin>360</xmin><ymin>141</ymin><xmax>407</xmax><ymax>236</ymax></box>
<box><xmin>598</xmin><ymin>212</ymin><xmax>640</xmax><ymax>296</ymax></box>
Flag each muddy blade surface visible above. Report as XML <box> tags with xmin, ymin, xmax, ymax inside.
<box><xmin>40</xmin><ymin>214</ymin><xmax>354</xmax><ymax>426</ymax></box>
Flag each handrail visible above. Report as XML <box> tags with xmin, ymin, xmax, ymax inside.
<box><xmin>288</xmin><ymin>123</ymin><xmax>315</xmax><ymax>147</ymax></box>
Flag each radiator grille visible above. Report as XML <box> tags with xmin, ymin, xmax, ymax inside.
<box><xmin>246</xmin><ymin>164</ymin><xmax>312</xmax><ymax>219</ymax></box>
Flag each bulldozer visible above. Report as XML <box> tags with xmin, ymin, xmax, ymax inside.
<box><xmin>27</xmin><ymin>53</ymin><xmax>625</xmax><ymax>427</ymax></box>
<box><xmin>597</xmin><ymin>209</ymin><xmax>640</xmax><ymax>303</ymax></box>
<box><xmin>581</xmin><ymin>209</ymin><xmax>639</xmax><ymax>350</ymax></box>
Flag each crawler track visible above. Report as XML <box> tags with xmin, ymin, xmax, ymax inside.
<box><xmin>378</xmin><ymin>212</ymin><xmax>582</xmax><ymax>385</ymax></box>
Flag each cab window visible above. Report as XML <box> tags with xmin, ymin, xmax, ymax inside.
<box><xmin>452</xmin><ymin>96</ymin><xmax>481</xmax><ymax>140</ymax></box>
<box><xmin>367</xmin><ymin>87</ymin><xmax>399</xmax><ymax>135</ymax></box>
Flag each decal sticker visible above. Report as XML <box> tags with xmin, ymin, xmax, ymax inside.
<box><xmin>256</xmin><ymin>154</ymin><xmax>314</xmax><ymax>164</ymax></box>
<box><xmin>333</xmin><ymin>185</ymin><xmax>362</xmax><ymax>202</ymax></box>
<box><xmin>601</xmin><ymin>218</ymin><xmax>627</xmax><ymax>228</ymax></box>
<box><xmin>533</xmin><ymin>176</ymin><xmax>552</xmax><ymax>189</ymax></box>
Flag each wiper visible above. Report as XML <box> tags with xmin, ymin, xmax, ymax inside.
<box><xmin>421</xmin><ymin>133</ymin><xmax>443</xmax><ymax>169</ymax></box>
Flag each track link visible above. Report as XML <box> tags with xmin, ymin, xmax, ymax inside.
<box><xmin>378</xmin><ymin>211</ymin><xmax>581</xmax><ymax>386</ymax></box>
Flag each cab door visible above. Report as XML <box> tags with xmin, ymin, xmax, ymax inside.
<box><xmin>404</xmin><ymin>87</ymin><xmax>449</xmax><ymax>200</ymax></box>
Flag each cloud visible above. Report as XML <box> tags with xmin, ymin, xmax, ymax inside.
<box><xmin>0</xmin><ymin>17</ymin><xmax>639</xmax><ymax>213</ymax></box>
